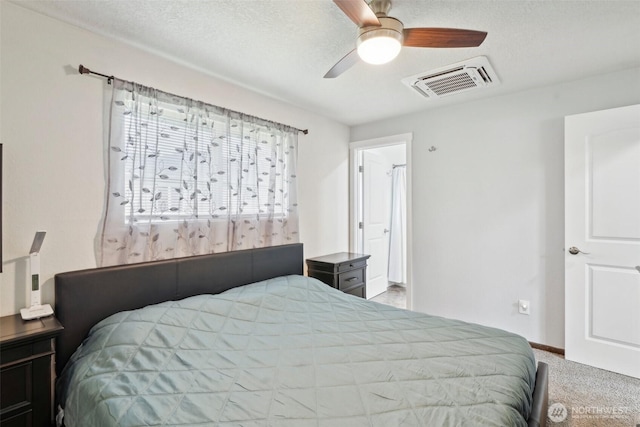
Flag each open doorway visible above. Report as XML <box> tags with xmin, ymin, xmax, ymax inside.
<box><xmin>350</xmin><ymin>133</ymin><xmax>412</xmax><ymax>309</ymax></box>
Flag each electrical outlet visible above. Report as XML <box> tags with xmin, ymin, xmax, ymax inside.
<box><xmin>518</xmin><ymin>300</ymin><xmax>530</xmax><ymax>315</ymax></box>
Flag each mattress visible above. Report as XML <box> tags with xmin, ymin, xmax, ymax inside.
<box><xmin>57</xmin><ymin>275</ymin><xmax>536</xmax><ymax>426</ymax></box>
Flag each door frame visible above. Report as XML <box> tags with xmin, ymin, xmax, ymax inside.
<box><xmin>349</xmin><ymin>133</ymin><xmax>413</xmax><ymax>308</ymax></box>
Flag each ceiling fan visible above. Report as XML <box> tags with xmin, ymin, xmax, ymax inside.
<box><xmin>325</xmin><ymin>0</ymin><xmax>487</xmax><ymax>78</ymax></box>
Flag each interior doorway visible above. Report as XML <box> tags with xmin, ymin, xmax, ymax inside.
<box><xmin>350</xmin><ymin>133</ymin><xmax>412</xmax><ymax>309</ymax></box>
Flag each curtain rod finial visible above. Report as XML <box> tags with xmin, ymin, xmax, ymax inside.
<box><xmin>79</xmin><ymin>64</ymin><xmax>90</xmax><ymax>75</ymax></box>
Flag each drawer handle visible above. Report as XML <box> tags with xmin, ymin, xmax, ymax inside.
<box><xmin>345</xmin><ymin>277</ymin><xmax>358</xmax><ymax>282</ymax></box>
<box><xmin>349</xmin><ymin>263</ymin><xmax>354</xmax><ymax>267</ymax></box>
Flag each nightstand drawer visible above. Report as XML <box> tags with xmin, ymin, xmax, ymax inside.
<box><xmin>338</xmin><ymin>268</ymin><xmax>364</xmax><ymax>290</ymax></box>
<box><xmin>336</xmin><ymin>259</ymin><xmax>367</xmax><ymax>273</ymax></box>
<box><xmin>1</xmin><ymin>339</ymin><xmax>52</xmax><ymax>365</ymax></box>
<box><xmin>0</xmin><ymin>362</ymin><xmax>32</xmax><ymax>412</ymax></box>
<box><xmin>344</xmin><ymin>285</ymin><xmax>365</xmax><ymax>299</ymax></box>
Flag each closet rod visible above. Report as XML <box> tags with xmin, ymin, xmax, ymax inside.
<box><xmin>78</xmin><ymin>65</ymin><xmax>309</xmax><ymax>135</ymax></box>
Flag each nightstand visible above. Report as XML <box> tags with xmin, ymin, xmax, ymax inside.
<box><xmin>0</xmin><ymin>314</ymin><xmax>63</xmax><ymax>427</ymax></box>
<box><xmin>306</xmin><ymin>252</ymin><xmax>370</xmax><ymax>298</ymax></box>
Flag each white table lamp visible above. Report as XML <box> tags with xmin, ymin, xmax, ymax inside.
<box><xmin>20</xmin><ymin>231</ymin><xmax>54</xmax><ymax>320</ymax></box>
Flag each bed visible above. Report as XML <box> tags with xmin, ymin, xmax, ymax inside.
<box><xmin>54</xmin><ymin>243</ymin><xmax>548</xmax><ymax>426</ymax></box>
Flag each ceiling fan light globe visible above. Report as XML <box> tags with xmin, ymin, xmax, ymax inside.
<box><xmin>357</xmin><ymin>29</ymin><xmax>402</xmax><ymax>65</ymax></box>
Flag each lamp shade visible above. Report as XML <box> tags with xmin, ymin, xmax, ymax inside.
<box><xmin>357</xmin><ymin>32</ymin><xmax>402</xmax><ymax>64</ymax></box>
<box><xmin>356</xmin><ymin>17</ymin><xmax>404</xmax><ymax>65</ymax></box>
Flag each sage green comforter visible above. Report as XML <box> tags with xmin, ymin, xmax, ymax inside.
<box><xmin>58</xmin><ymin>275</ymin><xmax>536</xmax><ymax>426</ymax></box>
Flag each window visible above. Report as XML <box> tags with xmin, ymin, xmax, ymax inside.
<box><xmin>118</xmin><ymin>104</ymin><xmax>288</xmax><ymax>222</ymax></box>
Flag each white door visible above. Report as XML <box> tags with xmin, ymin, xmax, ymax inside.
<box><xmin>363</xmin><ymin>151</ymin><xmax>390</xmax><ymax>298</ymax></box>
<box><xmin>565</xmin><ymin>104</ymin><xmax>640</xmax><ymax>378</ymax></box>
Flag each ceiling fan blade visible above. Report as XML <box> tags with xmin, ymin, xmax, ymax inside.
<box><xmin>324</xmin><ymin>49</ymin><xmax>360</xmax><ymax>79</ymax></box>
<box><xmin>403</xmin><ymin>28</ymin><xmax>487</xmax><ymax>48</ymax></box>
<box><xmin>333</xmin><ymin>0</ymin><xmax>380</xmax><ymax>27</ymax></box>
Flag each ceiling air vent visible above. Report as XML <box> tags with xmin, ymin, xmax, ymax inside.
<box><xmin>401</xmin><ymin>56</ymin><xmax>500</xmax><ymax>99</ymax></box>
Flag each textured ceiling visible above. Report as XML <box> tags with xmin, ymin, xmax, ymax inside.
<box><xmin>12</xmin><ymin>0</ymin><xmax>640</xmax><ymax>126</ymax></box>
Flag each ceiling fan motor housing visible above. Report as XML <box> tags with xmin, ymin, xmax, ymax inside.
<box><xmin>358</xmin><ymin>16</ymin><xmax>404</xmax><ymax>42</ymax></box>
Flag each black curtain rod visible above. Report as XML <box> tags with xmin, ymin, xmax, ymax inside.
<box><xmin>78</xmin><ymin>65</ymin><xmax>309</xmax><ymax>135</ymax></box>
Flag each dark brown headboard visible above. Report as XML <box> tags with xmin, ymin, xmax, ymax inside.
<box><xmin>54</xmin><ymin>243</ymin><xmax>303</xmax><ymax>375</ymax></box>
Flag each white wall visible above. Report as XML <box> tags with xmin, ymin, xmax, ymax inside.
<box><xmin>0</xmin><ymin>2</ymin><xmax>350</xmax><ymax>316</ymax></box>
<box><xmin>351</xmin><ymin>68</ymin><xmax>640</xmax><ymax>348</ymax></box>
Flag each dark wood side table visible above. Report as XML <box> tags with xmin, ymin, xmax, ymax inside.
<box><xmin>0</xmin><ymin>314</ymin><xmax>63</xmax><ymax>427</ymax></box>
<box><xmin>306</xmin><ymin>252</ymin><xmax>370</xmax><ymax>298</ymax></box>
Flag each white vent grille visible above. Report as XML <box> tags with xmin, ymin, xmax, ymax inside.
<box><xmin>402</xmin><ymin>56</ymin><xmax>500</xmax><ymax>99</ymax></box>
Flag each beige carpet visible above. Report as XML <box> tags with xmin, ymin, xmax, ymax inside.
<box><xmin>534</xmin><ymin>349</ymin><xmax>640</xmax><ymax>426</ymax></box>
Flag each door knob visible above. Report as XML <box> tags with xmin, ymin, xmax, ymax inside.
<box><xmin>568</xmin><ymin>246</ymin><xmax>590</xmax><ymax>255</ymax></box>
<box><xmin>384</xmin><ymin>229</ymin><xmax>390</xmax><ymax>234</ymax></box>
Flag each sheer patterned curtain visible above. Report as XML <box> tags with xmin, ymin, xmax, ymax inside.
<box><xmin>98</xmin><ymin>79</ymin><xmax>299</xmax><ymax>267</ymax></box>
